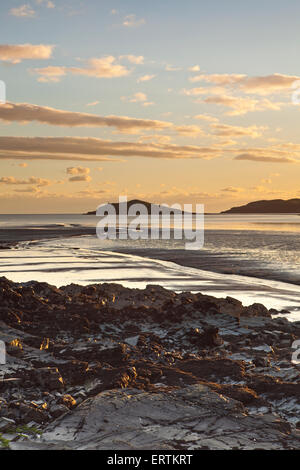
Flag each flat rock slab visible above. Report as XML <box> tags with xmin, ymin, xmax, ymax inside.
<box><xmin>14</xmin><ymin>385</ymin><xmax>300</xmax><ymax>450</ymax></box>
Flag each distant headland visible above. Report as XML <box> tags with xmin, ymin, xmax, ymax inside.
<box><xmin>85</xmin><ymin>198</ymin><xmax>300</xmax><ymax>216</ymax></box>
<box><xmin>221</xmin><ymin>198</ymin><xmax>300</xmax><ymax>214</ymax></box>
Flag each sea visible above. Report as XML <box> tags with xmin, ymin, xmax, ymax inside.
<box><xmin>0</xmin><ymin>213</ymin><xmax>299</xmax><ymax>321</ymax></box>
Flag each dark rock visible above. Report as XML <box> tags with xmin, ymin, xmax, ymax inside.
<box><xmin>0</xmin><ymin>277</ymin><xmax>299</xmax><ymax>450</ymax></box>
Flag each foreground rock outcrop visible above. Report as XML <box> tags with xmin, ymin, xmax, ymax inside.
<box><xmin>0</xmin><ymin>277</ymin><xmax>299</xmax><ymax>450</ymax></box>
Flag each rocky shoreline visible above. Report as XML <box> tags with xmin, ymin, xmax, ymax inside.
<box><xmin>0</xmin><ymin>277</ymin><xmax>299</xmax><ymax>450</ymax></box>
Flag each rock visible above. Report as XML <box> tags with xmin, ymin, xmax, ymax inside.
<box><xmin>253</xmin><ymin>357</ymin><xmax>270</xmax><ymax>368</ymax></box>
<box><xmin>62</xmin><ymin>395</ymin><xmax>76</xmax><ymax>409</ymax></box>
<box><xmin>0</xmin><ymin>417</ymin><xmax>15</xmax><ymax>432</ymax></box>
<box><xmin>30</xmin><ymin>368</ymin><xmax>64</xmax><ymax>391</ymax></box>
<box><xmin>18</xmin><ymin>403</ymin><xmax>47</xmax><ymax>424</ymax></box>
<box><xmin>49</xmin><ymin>404</ymin><xmax>69</xmax><ymax>419</ymax></box>
<box><xmin>188</xmin><ymin>327</ymin><xmax>224</xmax><ymax>348</ymax></box>
<box><xmin>244</xmin><ymin>303</ymin><xmax>271</xmax><ymax>318</ymax></box>
<box><xmin>35</xmin><ymin>385</ymin><xmax>300</xmax><ymax>450</ymax></box>
<box><xmin>0</xmin><ymin>277</ymin><xmax>299</xmax><ymax>450</ymax></box>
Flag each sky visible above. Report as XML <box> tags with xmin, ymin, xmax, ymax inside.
<box><xmin>0</xmin><ymin>0</ymin><xmax>300</xmax><ymax>213</ymax></box>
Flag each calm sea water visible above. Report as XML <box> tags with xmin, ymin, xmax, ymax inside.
<box><xmin>0</xmin><ymin>213</ymin><xmax>299</xmax><ymax>284</ymax></box>
<box><xmin>0</xmin><ymin>213</ymin><xmax>299</xmax><ymax>318</ymax></box>
<box><xmin>0</xmin><ymin>212</ymin><xmax>300</xmax><ymax>231</ymax></box>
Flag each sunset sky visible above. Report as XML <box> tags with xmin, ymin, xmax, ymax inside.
<box><xmin>0</xmin><ymin>0</ymin><xmax>300</xmax><ymax>213</ymax></box>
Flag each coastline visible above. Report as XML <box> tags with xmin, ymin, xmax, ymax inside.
<box><xmin>0</xmin><ymin>227</ymin><xmax>299</xmax><ymax>319</ymax></box>
<box><xmin>0</xmin><ymin>227</ymin><xmax>299</xmax><ymax>449</ymax></box>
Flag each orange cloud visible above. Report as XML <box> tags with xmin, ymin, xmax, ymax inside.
<box><xmin>70</xmin><ymin>56</ymin><xmax>131</xmax><ymax>78</ymax></box>
<box><xmin>234</xmin><ymin>153</ymin><xmax>298</xmax><ymax>164</ymax></box>
<box><xmin>211</xmin><ymin>123</ymin><xmax>266</xmax><ymax>138</ymax></box>
<box><xmin>0</xmin><ymin>102</ymin><xmax>172</xmax><ymax>132</ymax></box>
<box><xmin>0</xmin><ymin>44</ymin><xmax>54</xmax><ymax>63</ymax></box>
<box><xmin>189</xmin><ymin>73</ymin><xmax>300</xmax><ymax>95</ymax></box>
<box><xmin>0</xmin><ymin>136</ymin><xmax>221</xmax><ymax>161</ymax></box>
<box><xmin>0</xmin><ymin>176</ymin><xmax>51</xmax><ymax>186</ymax></box>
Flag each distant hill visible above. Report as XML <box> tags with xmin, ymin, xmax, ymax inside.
<box><xmin>221</xmin><ymin>198</ymin><xmax>300</xmax><ymax>214</ymax></box>
<box><xmin>84</xmin><ymin>199</ymin><xmax>199</xmax><ymax>215</ymax></box>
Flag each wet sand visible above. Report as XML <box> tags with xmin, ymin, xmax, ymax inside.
<box><xmin>0</xmin><ymin>235</ymin><xmax>300</xmax><ymax>319</ymax></box>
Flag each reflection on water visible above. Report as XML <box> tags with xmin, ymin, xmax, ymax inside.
<box><xmin>0</xmin><ymin>213</ymin><xmax>299</xmax><ymax>320</ymax></box>
<box><xmin>0</xmin><ymin>213</ymin><xmax>299</xmax><ymax>231</ymax></box>
<box><xmin>0</xmin><ymin>238</ymin><xmax>299</xmax><ymax>320</ymax></box>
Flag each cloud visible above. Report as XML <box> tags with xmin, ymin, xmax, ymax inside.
<box><xmin>13</xmin><ymin>186</ymin><xmax>40</xmax><ymax>193</ymax></box>
<box><xmin>123</xmin><ymin>14</ymin><xmax>145</xmax><ymax>27</ymax></box>
<box><xmin>194</xmin><ymin>114</ymin><xmax>219</xmax><ymax>123</ymax></box>
<box><xmin>0</xmin><ymin>44</ymin><xmax>54</xmax><ymax>64</ymax></box>
<box><xmin>121</xmin><ymin>92</ymin><xmax>154</xmax><ymax>107</ymax></box>
<box><xmin>234</xmin><ymin>153</ymin><xmax>298</xmax><ymax>164</ymax></box>
<box><xmin>190</xmin><ymin>73</ymin><xmax>246</xmax><ymax>85</ymax></box>
<box><xmin>165</xmin><ymin>65</ymin><xmax>182</xmax><ymax>72</ymax></box>
<box><xmin>69</xmin><ymin>56</ymin><xmax>130</xmax><ymax>79</ymax></box>
<box><xmin>36</xmin><ymin>0</ymin><xmax>55</xmax><ymax>8</ymax></box>
<box><xmin>221</xmin><ymin>186</ymin><xmax>244</xmax><ymax>193</ymax></box>
<box><xmin>86</xmin><ymin>101</ymin><xmax>100</xmax><ymax>107</ymax></box>
<box><xmin>0</xmin><ymin>176</ymin><xmax>51</xmax><ymax>186</ymax></box>
<box><xmin>68</xmin><ymin>175</ymin><xmax>91</xmax><ymax>182</ymax></box>
<box><xmin>33</xmin><ymin>55</ymin><xmax>136</xmax><ymax>81</ymax></box>
<box><xmin>33</xmin><ymin>66</ymin><xmax>66</xmax><ymax>82</ymax></box>
<box><xmin>203</xmin><ymin>94</ymin><xmax>282</xmax><ymax>116</ymax></box>
<box><xmin>240</xmin><ymin>74</ymin><xmax>300</xmax><ymax>95</ymax></box>
<box><xmin>126</xmin><ymin>92</ymin><xmax>148</xmax><ymax>103</ymax></box>
<box><xmin>137</xmin><ymin>74</ymin><xmax>156</xmax><ymax>83</ymax></box>
<box><xmin>119</xmin><ymin>55</ymin><xmax>144</xmax><ymax>64</ymax></box>
<box><xmin>183</xmin><ymin>86</ymin><xmax>225</xmax><ymax>96</ymax></box>
<box><xmin>189</xmin><ymin>73</ymin><xmax>300</xmax><ymax>95</ymax></box>
<box><xmin>138</xmin><ymin>134</ymin><xmax>172</xmax><ymax>145</ymax></box>
<box><xmin>211</xmin><ymin>123</ymin><xmax>266</xmax><ymax>138</ymax></box>
<box><xmin>0</xmin><ymin>136</ymin><xmax>221</xmax><ymax>162</ymax></box>
<box><xmin>9</xmin><ymin>4</ymin><xmax>36</xmax><ymax>17</ymax></box>
<box><xmin>0</xmin><ymin>102</ymin><xmax>172</xmax><ymax>133</ymax></box>
<box><xmin>173</xmin><ymin>125</ymin><xmax>204</xmax><ymax>137</ymax></box>
<box><xmin>66</xmin><ymin>166</ymin><xmax>90</xmax><ymax>175</ymax></box>
<box><xmin>143</xmin><ymin>102</ymin><xmax>155</xmax><ymax>107</ymax></box>
<box><xmin>188</xmin><ymin>65</ymin><xmax>200</xmax><ymax>72</ymax></box>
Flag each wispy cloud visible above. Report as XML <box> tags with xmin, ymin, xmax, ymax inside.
<box><xmin>137</xmin><ymin>74</ymin><xmax>156</xmax><ymax>83</ymax></box>
<box><xmin>0</xmin><ymin>136</ymin><xmax>221</xmax><ymax>162</ymax></box>
<box><xmin>211</xmin><ymin>123</ymin><xmax>266</xmax><ymax>138</ymax></box>
<box><xmin>33</xmin><ymin>55</ymin><xmax>138</xmax><ymax>81</ymax></box>
<box><xmin>119</xmin><ymin>55</ymin><xmax>144</xmax><ymax>64</ymax></box>
<box><xmin>234</xmin><ymin>153</ymin><xmax>298</xmax><ymax>164</ymax></box>
<box><xmin>86</xmin><ymin>101</ymin><xmax>100</xmax><ymax>107</ymax></box>
<box><xmin>121</xmin><ymin>92</ymin><xmax>154</xmax><ymax>107</ymax></box>
<box><xmin>9</xmin><ymin>4</ymin><xmax>36</xmax><ymax>17</ymax></box>
<box><xmin>123</xmin><ymin>14</ymin><xmax>145</xmax><ymax>28</ymax></box>
<box><xmin>33</xmin><ymin>65</ymin><xmax>66</xmax><ymax>82</ymax></box>
<box><xmin>203</xmin><ymin>94</ymin><xmax>282</xmax><ymax>116</ymax></box>
<box><xmin>0</xmin><ymin>102</ymin><xmax>171</xmax><ymax>132</ymax></box>
<box><xmin>35</xmin><ymin>0</ymin><xmax>55</xmax><ymax>8</ymax></box>
<box><xmin>221</xmin><ymin>186</ymin><xmax>244</xmax><ymax>193</ymax></box>
<box><xmin>165</xmin><ymin>64</ymin><xmax>182</xmax><ymax>72</ymax></box>
<box><xmin>0</xmin><ymin>176</ymin><xmax>51</xmax><ymax>186</ymax></box>
<box><xmin>0</xmin><ymin>44</ymin><xmax>54</xmax><ymax>63</ymax></box>
<box><xmin>189</xmin><ymin>73</ymin><xmax>300</xmax><ymax>95</ymax></box>
<box><xmin>69</xmin><ymin>56</ymin><xmax>130</xmax><ymax>78</ymax></box>
<box><xmin>66</xmin><ymin>166</ymin><xmax>90</xmax><ymax>175</ymax></box>
<box><xmin>188</xmin><ymin>65</ymin><xmax>200</xmax><ymax>72</ymax></box>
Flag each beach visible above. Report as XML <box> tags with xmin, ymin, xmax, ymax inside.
<box><xmin>0</xmin><ymin>213</ymin><xmax>299</xmax><ymax>450</ymax></box>
<box><xmin>0</xmin><ymin>213</ymin><xmax>299</xmax><ymax>319</ymax></box>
